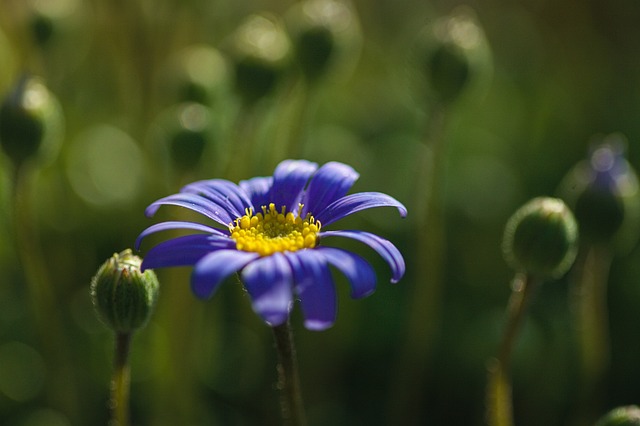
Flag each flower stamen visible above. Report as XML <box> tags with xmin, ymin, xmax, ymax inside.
<box><xmin>229</xmin><ymin>203</ymin><xmax>320</xmax><ymax>256</ymax></box>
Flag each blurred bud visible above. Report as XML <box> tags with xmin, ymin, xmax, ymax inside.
<box><xmin>503</xmin><ymin>197</ymin><xmax>578</xmax><ymax>278</ymax></box>
<box><xmin>412</xmin><ymin>6</ymin><xmax>491</xmax><ymax>105</ymax></box>
<box><xmin>27</xmin><ymin>0</ymin><xmax>81</xmax><ymax>47</ymax></box>
<box><xmin>91</xmin><ymin>249</ymin><xmax>159</xmax><ymax>334</ymax></box>
<box><xmin>285</xmin><ymin>0</ymin><xmax>360</xmax><ymax>83</ymax></box>
<box><xmin>559</xmin><ymin>134</ymin><xmax>640</xmax><ymax>250</ymax></box>
<box><xmin>596</xmin><ymin>406</ymin><xmax>640</xmax><ymax>426</ymax></box>
<box><xmin>162</xmin><ymin>45</ymin><xmax>229</xmax><ymax>105</ymax></box>
<box><xmin>152</xmin><ymin>102</ymin><xmax>213</xmax><ymax>172</ymax></box>
<box><xmin>0</xmin><ymin>75</ymin><xmax>64</xmax><ymax>169</ymax></box>
<box><xmin>226</xmin><ymin>13</ymin><xmax>291</xmax><ymax>105</ymax></box>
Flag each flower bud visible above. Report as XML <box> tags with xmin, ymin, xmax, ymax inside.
<box><xmin>596</xmin><ymin>406</ymin><xmax>640</xmax><ymax>426</ymax></box>
<box><xmin>225</xmin><ymin>14</ymin><xmax>291</xmax><ymax>105</ymax></box>
<box><xmin>0</xmin><ymin>75</ymin><xmax>63</xmax><ymax>169</ymax></box>
<box><xmin>412</xmin><ymin>6</ymin><xmax>491</xmax><ymax>105</ymax></box>
<box><xmin>91</xmin><ymin>249</ymin><xmax>159</xmax><ymax>334</ymax></box>
<box><xmin>151</xmin><ymin>102</ymin><xmax>213</xmax><ymax>172</ymax></box>
<box><xmin>502</xmin><ymin>197</ymin><xmax>578</xmax><ymax>278</ymax></box>
<box><xmin>162</xmin><ymin>45</ymin><xmax>229</xmax><ymax>105</ymax></box>
<box><xmin>559</xmin><ymin>134</ymin><xmax>640</xmax><ymax>249</ymax></box>
<box><xmin>285</xmin><ymin>0</ymin><xmax>360</xmax><ymax>82</ymax></box>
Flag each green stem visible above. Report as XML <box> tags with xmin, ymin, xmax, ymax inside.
<box><xmin>272</xmin><ymin>321</ymin><xmax>307</xmax><ymax>426</ymax></box>
<box><xmin>387</xmin><ymin>105</ymin><xmax>447</xmax><ymax>424</ymax></box>
<box><xmin>111</xmin><ymin>332</ymin><xmax>132</xmax><ymax>426</ymax></box>
<box><xmin>487</xmin><ymin>273</ymin><xmax>538</xmax><ymax>426</ymax></box>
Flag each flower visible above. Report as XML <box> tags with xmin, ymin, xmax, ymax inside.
<box><xmin>136</xmin><ymin>159</ymin><xmax>406</xmax><ymax>330</ymax></box>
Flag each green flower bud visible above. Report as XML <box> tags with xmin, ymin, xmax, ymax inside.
<box><xmin>151</xmin><ymin>102</ymin><xmax>213</xmax><ymax>173</ymax></box>
<box><xmin>226</xmin><ymin>14</ymin><xmax>291</xmax><ymax>105</ymax></box>
<box><xmin>91</xmin><ymin>249</ymin><xmax>159</xmax><ymax>334</ymax></box>
<box><xmin>559</xmin><ymin>134</ymin><xmax>640</xmax><ymax>249</ymax></box>
<box><xmin>502</xmin><ymin>197</ymin><xmax>578</xmax><ymax>278</ymax></box>
<box><xmin>596</xmin><ymin>406</ymin><xmax>640</xmax><ymax>426</ymax></box>
<box><xmin>0</xmin><ymin>75</ymin><xmax>64</xmax><ymax>169</ymax></box>
<box><xmin>162</xmin><ymin>45</ymin><xmax>229</xmax><ymax>105</ymax></box>
<box><xmin>412</xmin><ymin>6</ymin><xmax>491</xmax><ymax>105</ymax></box>
<box><xmin>285</xmin><ymin>0</ymin><xmax>360</xmax><ymax>82</ymax></box>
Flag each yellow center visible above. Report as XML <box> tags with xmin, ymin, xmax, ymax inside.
<box><xmin>229</xmin><ymin>203</ymin><xmax>320</xmax><ymax>256</ymax></box>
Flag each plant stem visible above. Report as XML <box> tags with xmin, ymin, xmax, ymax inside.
<box><xmin>487</xmin><ymin>273</ymin><xmax>538</xmax><ymax>426</ymax></box>
<box><xmin>272</xmin><ymin>321</ymin><xmax>307</xmax><ymax>426</ymax></box>
<box><xmin>112</xmin><ymin>332</ymin><xmax>132</xmax><ymax>426</ymax></box>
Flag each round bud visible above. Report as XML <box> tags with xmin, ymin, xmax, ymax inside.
<box><xmin>559</xmin><ymin>135</ymin><xmax>640</xmax><ymax>248</ymax></box>
<box><xmin>162</xmin><ymin>45</ymin><xmax>229</xmax><ymax>106</ymax></box>
<box><xmin>411</xmin><ymin>6</ymin><xmax>491</xmax><ymax>106</ymax></box>
<box><xmin>502</xmin><ymin>197</ymin><xmax>578</xmax><ymax>278</ymax></box>
<box><xmin>91</xmin><ymin>249</ymin><xmax>159</xmax><ymax>334</ymax></box>
<box><xmin>285</xmin><ymin>0</ymin><xmax>359</xmax><ymax>82</ymax></box>
<box><xmin>0</xmin><ymin>75</ymin><xmax>64</xmax><ymax>169</ymax></box>
<box><xmin>151</xmin><ymin>102</ymin><xmax>213</xmax><ymax>173</ymax></box>
<box><xmin>225</xmin><ymin>14</ymin><xmax>291</xmax><ymax>105</ymax></box>
<box><xmin>596</xmin><ymin>406</ymin><xmax>640</xmax><ymax>426</ymax></box>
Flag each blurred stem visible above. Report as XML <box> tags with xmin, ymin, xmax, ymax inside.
<box><xmin>223</xmin><ymin>104</ymin><xmax>258</xmax><ymax>180</ymax></box>
<box><xmin>387</xmin><ymin>105</ymin><xmax>447</xmax><ymax>424</ymax></box>
<box><xmin>272</xmin><ymin>321</ymin><xmax>307</xmax><ymax>426</ymax></box>
<box><xmin>111</xmin><ymin>333</ymin><xmax>132</xmax><ymax>426</ymax></box>
<box><xmin>487</xmin><ymin>273</ymin><xmax>539</xmax><ymax>426</ymax></box>
<box><xmin>570</xmin><ymin>243</ymin><xmax>612</xmax><ymax>421</ymax></box>
<box><xmin>10</xmin><ymin>164</ymin><xmax>79</xmax><ymax>422</ymax></box>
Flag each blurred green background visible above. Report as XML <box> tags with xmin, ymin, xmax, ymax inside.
<box><xmin>1</xmin><ymin>0</ymin><xmax>640</xmax><ymax>425</ymax></box>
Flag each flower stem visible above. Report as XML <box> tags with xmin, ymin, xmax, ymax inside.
<box><xmin>272</xmin><ymin>321</ymin><xmax>307</xmax><ymax>426</ymax></box>
<box><xmin>111</xmin><ymin>332</ymin><xmax>132</xmax><ymax>426</ymax></box>
<box><xmin>487</xmin><ymin>273</ymin><xmax>538</xmax><ymax>426</ymax></box>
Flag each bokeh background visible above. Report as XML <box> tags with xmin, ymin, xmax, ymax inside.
<box><xmin>1</xmin><ymin>0</ymin><xmax>640</xmax><ymax>425</ymax></box>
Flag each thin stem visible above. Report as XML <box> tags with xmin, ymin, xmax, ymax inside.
<box><xmin>487</xmin><ymin>273</ymin><xmax>539</xmax><ymax>426</ymax></box>
<box><xmin>272</xmin><ymin>321</ymin><xmax>307</xmax><ymax>426</ymax></box>
<box><xmin>111</xmin><ymin>332</ymin><xmax>133</xmax><ymax>426</ymax></box>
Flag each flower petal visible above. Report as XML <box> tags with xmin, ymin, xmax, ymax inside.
<box><xmin>315</xmin><ymin>192</ymin><xmax>407</xmax><ymax>227</ymax></box>
<box><xmin>182</xmin><ymin>179</ymin><xmax>252</xmax><ymax>217</ymax></box>
<box><xmin>141</xmin><ymin>234</ymin><xmax>235</xmax><ymax>271</ymax></box>
<box><xmin>302</xmin><ymin>161</ymin><xmax>359</xmax><ymax>217</ymax></box>
<box><xmin>192</xmin><ymin>250</ymin><xmax>259</xmax><ymax>299</ymax></box>
<box><xmin>135</xmin><ymin>221</ymin><xmax>226</xmax><ymax>250</ymax></box>
<box><xmin>241</xmin><ymin>253</ymin><xmax>293</xmax><ymax>327</ymax></box>
<box><xmin>240</xmin><ymin>176</ymin><xmax>273</xmax><ymax>209</ymax></box>
<box><xmin>145</xmin><ymin>193</ymin><xmax>235</xmax><ymax>226</ymax></box>
<box><xmin>319</xmin><ymin>230</ymin><xmax>405</xmax><ymax>283</ymax></box>
<box><xmin>286</xmin><ymin>251</ymin><xmax>337</xmax><ymax>331</ymax></box>
<box><xmin>270</xmin><ymin>160</ymin><xmax>318</xmax><ymax>212</ymax></box>
<box><xmin>316</xmin><ymin>247</ymin><xmax>376</xmax><ymax>299</ymax></box>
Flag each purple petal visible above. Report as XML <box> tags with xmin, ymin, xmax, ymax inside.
<box><xmin>141</xmin><ymin>234</ymin><xmax>235</xmax><ymax>271</ymax></box>
<box><xmin>240</xmin><ymin>176</ymin><xmax>273</xmax><ymax>208</ymax></box>
<box><xmin>286</xmin><ymin>251</ymin><xmax>337</xmax><ymax>331</ymax></box>
<box><xmin>145</xmin><ymin>193</ymin><xmax>235</xmax><ymax>227</ymax></box>
<box><xmin>316</xmin><ymin>247</ymin><xmax>376</xmax><ymax>299</ymax></box>
<box><xmin>241</xmin><ymin>253</ymin><xmax>293</xmax><ymax>327</ymax></box>
<box><xmin>302</xmin><ymin>162</ymin><xmax>359</xmax><ymax>217</ymax></box>
<box><xmin>181</xmin><ymin>179</ymin><xmax>251</xmax><ymax>217</ymax></box>
<box><xmin>315</xmin><ymin>192</ymin><xmax>407</xmax><ymax>227</ymax></box>
<box><xmin>135</xmin><ymin>221</ymin><xmax>227</xmax><ymax>250</ymax></box>
<box><xmin>319</xmin><ymin>230</ymin><xmax>405</xmax><ymax>283</ymax></box>
<box><xmin>270</xmin><ymin>160</ymin><xmax>318</xmax><ymax>212</ymax></box>
<box><xmin>192</xmin><ymin>249</ymin><xmax>259</xmax><ymax>299</ymax></box>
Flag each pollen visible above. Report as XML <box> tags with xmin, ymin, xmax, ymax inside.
<box><xmin>229</xmin><ymin>203</ymin><xmax>321</xmax><ymax>256</ymax></box>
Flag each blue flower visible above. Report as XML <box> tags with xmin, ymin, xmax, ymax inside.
<box><xmin>136</xmin><ymin>160</ymin><xmax>407</xmax><ymax>330</ymax></box>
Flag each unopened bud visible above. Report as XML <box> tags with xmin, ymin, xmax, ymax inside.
<box><xmin>502</xmin><ymin>197</ymin><xmax>578</xmax><ymax>278</ymax></box>
<box><xmin>596</xmin><ymin>406</ymin><xmax>640</xmax><ymax>426</ymax></box>
<box><xmin>91</xmin><ymin>249</ymin><xmax>159</xmax><ymax>334</ymax></box>
<box><xmin>0</xmin><ymin>75</ymin><xmax>63</xmax><ymax>168</ymax></box>
<box><xmin>226</xmin><ymin>14</ymin><xmax>291</xmax><ymax>105</ymax></box>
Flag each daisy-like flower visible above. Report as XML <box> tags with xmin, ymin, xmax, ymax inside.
<box><xmin>136</xmin><ymin>160</ymin><xmax>406</xmax><ymax>330</ymax></box>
